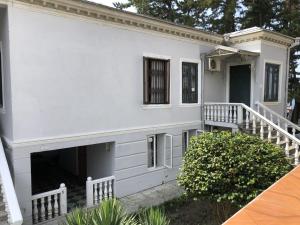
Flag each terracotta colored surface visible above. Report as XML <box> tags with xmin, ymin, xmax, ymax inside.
<box><xmin>223</xmin><ymin>166</ymin><xmax>300</xmax><ymax>225</ymax></box>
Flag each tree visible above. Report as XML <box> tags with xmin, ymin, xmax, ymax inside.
<box><xmin>178</xmin><ymin>131</ymin><xmax>292</xmax><ymax>223</ymax></box>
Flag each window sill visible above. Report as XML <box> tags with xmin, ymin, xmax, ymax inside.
<box><xmin>263</xmin><ymin>101</ymin><xmax>280</xmax><ymax>105</ymax></box>
<box><xmin>179</xmin><ymin>103</ymin><xmax>200</xmax><ymax>107</ymax></box>
<box><xmin>142</xmin><ymin>104</ymin><xmax>172</xmax><ymax>109</ymax></box>
<box><xmin>147</xmin><ymin>166</ymin><xmax>165</xmax><ymax>171</ymax></box>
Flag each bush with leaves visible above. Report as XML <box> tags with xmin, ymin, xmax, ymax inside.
<box><xmin>63</xmin><ymin>199</ymin><xmax>169</xmax><ymax>225</ymax></box>
<box><xmin>178</xmin><ymin>131</ymin><xmax>293</xmax><ymax>223</ymax></box>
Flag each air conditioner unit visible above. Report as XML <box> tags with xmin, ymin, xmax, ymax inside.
<box><xmin>208</xmin><ymin>58</ymin><xmax>221</xmax><ymax>72</ymax></box>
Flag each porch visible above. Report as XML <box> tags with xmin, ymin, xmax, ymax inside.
<box><xmin>30</xmin><ymin>143</ymin><xmax>115</xmax><ymax>224</ymax></box>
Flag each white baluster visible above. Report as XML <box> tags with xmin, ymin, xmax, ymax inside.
<box><xmin>204</xmin><ymin>105</ymin><xmax>207</xmax><ymax>120</ymax></box>
<box><xmin>233</xmin><ymin>106</ymin><xmax>237</xmax><ymax>124</ymax></box>
<box><xmin>260</xmin><ymin>120</ymin><xmax>264</xmax><ymax>140</ymax></box>
<box><xmin>221</xmin><ymin>105</ymin><xmax>224</xmax><ymax>122</ymax></box>
<box><xmin>285</xmin><ymin>123</ymin><xmax>288</xmax><ymax>131</ymax></box>
<box><xmin>268</xmin><ymin>125</ymin><xmax>272</xmax><ymax>142</ymax></box>
<box><xmin>33</xmin><ymin>199</ymin><xmax>38</xmax><ymax>223</ymax></box>
<box><xmin>252</xmin><ymin>115</ymin><xmax>256</xmax><ymax>134</ymax></box>
<box><xmin>104</xmin><ymin>181</ymin><xmax>108</xmax><ymax>200</ymax></box>
<box><xmin>229</xmin><ymin>106</ymin><xmax>232</xmax><ymax>123</ymax></box>
<box><xmin>270</xmin><ymin>114</ymin><xmax>273</xmax><ymax>123</ymax></box>
<box><xmin>225</xmin><ymin>105</ymin><xmax>228</xmax><ymax>122</ymax></box>
<box><xmin>99</xmin><ymin>182</ymin><xmax>103</xmax><ymax>203</ymax></box>
<box><xmin>285</xmin><ymin>137</ymin><xmax>289</xmax><ymax>156</ymax></box>
<box><xmin>47</xmin><ymin>196</ymin><xmax>52</xmax><ymax>220</ymax></box>
<box><xmin>54</xmin><ymin>194</ymin><xmax>58</xmax><ymax>216</ymax></box>
<box><xmin>276</xmin><ymin>130</ymin><xmax>280</xmax><ymax>145</ymax></box>
<box><xmin>246</xmin><ymin>111</ymin><xmax>249</xmax><ymax>129</ymax></box>
<box><xmin>40</xmin><ymin>197</ymin><xmax>45</xmax><ymax>221</ymax></box>
<box><xmin>295</xmin><ymin>143</ymin><xmax>299</xmax><ymax>165</ymax></box>
<box><xmin>108</xmin><ymin>180</ymin><xmax>113</xmax><ymax>198</ymax></box>
<box><xmin>292</xmin><ymin>128</ymin><xmax>296</xmax><ymax>136</ymax></box>
<box><xmin>94</xmin><ymin>183</ymin><xmax>98</xmax><ymax>204</ymax></box>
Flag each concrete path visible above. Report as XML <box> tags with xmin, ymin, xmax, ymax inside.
<box><xmin>120</xmin><ymin>180</ymin><xmax>184</xmax><ymax>213</ymax></box>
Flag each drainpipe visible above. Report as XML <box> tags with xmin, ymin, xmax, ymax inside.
<box><xmin>200</xmin><ymin>53</ymin><xmax>206</xmax><ymax>130</ymax></box>
<box><xmin>284</xmin><ymin>37</ymin><xmax>300</xmax><ymax>118</ymax></box>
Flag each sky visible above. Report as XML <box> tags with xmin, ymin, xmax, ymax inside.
<box><xmin>88</xmin><ymin>0</ymin><xmax>136</xmax><ymax>12</ymax></box>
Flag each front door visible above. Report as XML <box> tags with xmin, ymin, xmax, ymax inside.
<box><xmin>229</xmin><ymin>64</ymin><xmax>251</xmax><ymax>106</ymax></box>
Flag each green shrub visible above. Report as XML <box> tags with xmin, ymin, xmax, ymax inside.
<box><xmin>138</xmin><ymin>208</ymin><xmax>170</xmax><ymax>225</ymax></box>
<box><xmin>177</xmin><ymin>131</ymin><xmax>293</xmax><ymax>222</ymax></box>
<box><xmin>64</xmin><ymin>208</ymin><xmax>91</xmax><ymax>225</ymax></box>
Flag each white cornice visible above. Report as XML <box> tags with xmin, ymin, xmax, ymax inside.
<box><xmin>14</xmin><ymin>0</ymin><xmax>223</xmax><ymax>45</ymax></box>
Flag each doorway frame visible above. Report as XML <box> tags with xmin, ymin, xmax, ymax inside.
<box><xmin>225</xmin><ymin>61</ymin><xmax>255</xmax><ymax>108</ymax></box>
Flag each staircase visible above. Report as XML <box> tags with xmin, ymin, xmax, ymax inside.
<box><xmin>204</xmin><ymin>102</ymin><xmax>300</xmax><ymax>165</ymax></box>
<box><xmin>0</xmin><ymin>177</ymin><xmax>8</xmax><ymax>225</ymax></box>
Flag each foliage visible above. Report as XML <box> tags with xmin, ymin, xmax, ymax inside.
<box><xmin>138</xmin><ymin>208</ymin><xmax>170</xmax><ymax>225</ymax></box>
<box><xmin>63</xmin><ymin>199</ymin><xmax>169</xmax><ymax>225</ymax></box>
<box><xmin>63</xmin><ymin>199</ymin><xmax>137</xmax><ymax>225</ymax></box>
<box><xmin>178</xmin><ymin>131</ymin><xmax>293</xmax><ymax>222</ymax></box>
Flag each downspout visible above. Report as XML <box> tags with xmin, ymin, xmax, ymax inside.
<box><xmin>200</xmin><ymin>53</ymin><xmax>206</xmax><ymax>130</ymax></box>
<box><xmin>284</xmin><ymin>37</ymin><xmax>300</xmax><ymax>118</ymax></box>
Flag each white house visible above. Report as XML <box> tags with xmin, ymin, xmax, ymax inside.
<box><xmin>0</xmin><ymin>0</ymin><xmax>299</xmax><ymax>225</ymax></box>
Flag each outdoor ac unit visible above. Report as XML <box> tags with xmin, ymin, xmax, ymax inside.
<box><xmin>208</xmin><ymin>58</ymin><xmax>221</xmax><ymax>72</ymax></box>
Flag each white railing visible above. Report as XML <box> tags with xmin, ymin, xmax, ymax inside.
<box><xmin>204</xmin><ymin>102</ymin><xmax>300</xmax><ymax>165</ymax></box>
<box><xmin>32</xmin><ymin>183</ymin><xmax>67</xmax><ymax>224</ymax></box>
<box><xmin>86</xmin><ymin>176</ymin><xmax>115</xmax><ymax>208</ymax></box>
<box><xmin>0</xmin><ymin>139</ymin><xmax>23</xmax><ymax>225</ymax></box>
<box><xmin>256</xmin><ymin>102</ymin><xmax>300</xmax><ymax>137</ymax></box>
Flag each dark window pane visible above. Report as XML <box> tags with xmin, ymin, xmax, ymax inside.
<box><xmin>143</xmin><ymin>58</ymin><xmax>170</xmax><ymax>104</ymax></box>
<box><xmin>264</xmin><ymin>63</ymin><xmax>280</xmax><ymax>102</ymax></box>
<box><xmin>182</xmin><ymin>62</ymin><xmax>198</xmax><ymax>103</ymax></box>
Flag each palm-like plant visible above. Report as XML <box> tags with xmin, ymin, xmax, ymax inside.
<box><xmin>92</xmin><ymin>199</ymin><xmax>138</xmax><ymax>225</ymax></box>
<box><xmin>63</xmin><ymin>208</ymin><xmax>91</xmax><ymax>225</ymax></box>
<box><xmin>138</xmin><ymin>208</ymin><xmax>170</xmax><ymax>225</ymax></box>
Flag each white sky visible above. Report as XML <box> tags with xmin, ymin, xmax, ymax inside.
<box><xmin>88</xmin><ymin>0</ymin><xmax>136</xmax><ymax>12</ymax></box>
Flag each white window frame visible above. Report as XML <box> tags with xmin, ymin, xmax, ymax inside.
<box><xmin>147</xmin><ymin>135</ymin><xmax>157</xmax><ymax>168</ymax></box>
<box><xmin>142</xmin><ymin>53</ymin><xmax>172</xmax><ymax>109</ymax></box>
<box><xmin>262</xmin><ymin>60</ymin><xmax>283</xmax><ymax>105</ymax></box>
<box><xmin>164</xmin><ymin>134</ymin><xmax>173</xmax><ymax>168</ymax></box>
<box><xmin>0</xmin><ymin>42</ymin><xmax>4</xmax><ymax>112</ymax></box>
<box><xmin>179</xmin><ymin>58</ymin><xmax>201</xmax><ymax>106</ymax></box>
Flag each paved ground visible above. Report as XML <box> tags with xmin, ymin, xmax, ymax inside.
<box><xmin>120</xmin><ymin>180</ymin><xmax>184</xmax><ymax>213</ymax></box>
<box><xmin>39</xmin><ymin>180</ymin><xmax>184</xmax><ymax>225</ymax></box>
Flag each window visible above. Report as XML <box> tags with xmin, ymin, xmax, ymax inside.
<box><xmin>147</xmin><ymin>134</ymin><xmax>173</xmax><ymax>168</ymax></box>
<box><xmin>182</xmin><ymin>129</ymin><xmax>201</xmax><ymax>155</ymax></box>
<box><xmin>0</xmin><ymin>49</ymin><xmax>3</xmax><ymax>108</ymax></box>
<box><xmin>182</xmin><ymin>62</ymin><xmax>198</xmax><ymax>103</ymax></box>
<box><xmin>264</xmin><ymin>63</ymin><xmax>280</xmax><ymax>102</ymax></box>
<box><xmin>143</xmin><ymin>57</ymin><xmax>170</xmax><ymax>104</ymax></box>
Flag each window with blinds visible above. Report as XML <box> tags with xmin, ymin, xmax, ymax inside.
<box><xmin>264</xmin><ymin>63</ymin><xmax>280</xmax><ymax>102</ymax></box>
<box><xmin>143</xmin><ymin>57</ymin><xmax>170</xmax><ymax>104</ymax></box>
<box><xmin>182</xmin><ymin>62</ymin><xmax>198</xmax><ymax>103</ymax></box>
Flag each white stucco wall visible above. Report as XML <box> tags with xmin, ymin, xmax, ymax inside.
<box><xmin>7</xmin><ymin>5</ymin><xmax>215</xmax><ymax>142</ymax></box>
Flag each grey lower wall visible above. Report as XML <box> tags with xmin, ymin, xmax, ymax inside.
<box><xmin>9</xmin><ymin>121</ymin><xmax>200</xmax><ymax>225</ymax></box>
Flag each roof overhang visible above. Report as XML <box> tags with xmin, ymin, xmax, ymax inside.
<box><xmin>207</xmin><ymin>45</ymin><xmax>260</xmax><ymax>59</ymax></box>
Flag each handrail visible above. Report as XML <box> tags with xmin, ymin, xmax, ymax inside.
<box><xmin>88</xmin><ymin>175</ymin><xmax>115</xmax><ymax>185</ymax></box>
<box><xmin>0</xmin><ymin>139</ymin><xmax>23</xmax><ymax>225</ymax></box>
<box><xmin>205</xmin><ymin>102</ymin><xmax>300</xmax><ymax>145</ymax></box>
<box><xmin>255</xmin><ymin>101</ymin><xmax>300</xmax><ymax>134</ymax></box>
<box><xmin>205</xmin><ymin>102</ymin><xmax>300</xmax><ymax>164</ymax></box>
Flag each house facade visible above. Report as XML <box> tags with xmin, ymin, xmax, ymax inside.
<box><xmin>0</xmin><ymin>0</ymin><xmax>298</xmax><ymax>225</ymax></box>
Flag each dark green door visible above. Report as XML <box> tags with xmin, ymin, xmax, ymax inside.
<box><xmin>229</xmin><ymin>65</ymin><xmax>251</xmax><ymax>106</ymax></box>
